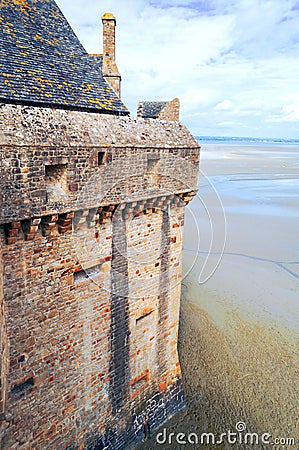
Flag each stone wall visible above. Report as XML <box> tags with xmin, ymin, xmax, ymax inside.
<box><xmin>157</xmin><ymin>98</ymin><xmax>180</xmax><ymax>122</ymax></box>
<box><xmin>0</xmin><ymin>204</ymin><xmax>190</xmax><ymax>449</ymax></box>
<box><xmin>0</xmin><ymin>103</ymin><xmax>200</xmax><ymax>449</ymax></box>
<box><xmin>0</xmin><ymin>104</ymin><xmax>199</xmax><ymax>224</ymax></box>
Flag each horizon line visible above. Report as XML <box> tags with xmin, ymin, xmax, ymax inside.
<box><xmin>195</xmin><ymin>135</ymin><xmax>299</xmax><ymax>143</ymax></box>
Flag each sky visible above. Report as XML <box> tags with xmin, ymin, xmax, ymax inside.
<box><xmin>56</xmin><ymin>0</ymin><xmax>299</xmax><ymax>139</ymax></box>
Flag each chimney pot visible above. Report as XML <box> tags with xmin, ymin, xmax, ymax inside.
<box><xmin>101</xmin><ymin>12</ymin><xmax>116</xmax><ymax>22</ymax></box>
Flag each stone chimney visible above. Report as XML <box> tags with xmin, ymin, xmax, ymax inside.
<box><xmin>101</xmin><ymin>13</ymin><xmax>121</xmax><ymax>97</ymax></box>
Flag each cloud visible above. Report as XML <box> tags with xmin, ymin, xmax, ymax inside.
<box><xmin>282</xmin><ymin>104</ymin><xmax>299</xmax><ymax>122</ymax></box>
<box><xmin>214</xmin><ymin>100</ymin><xmax>234</xmax><ymax>111</ymax></box>
<box><xmin>269</xmin><ymin>95</ymin><xmax>299</xmax><ymax>122</ymax></box>
<box><xmin>56</xmin><ymin>0</ymin><xmax>299</xmax><ymax>139</ymax></box>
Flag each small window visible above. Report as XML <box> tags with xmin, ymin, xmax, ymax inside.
<box><xmin>11</xmin><ymin>377</ymin><xmax>34</xmax><ymax>396</ymax></box>
<box><xmin>136</xmin><ymin>308</ymin><xmax>154</xmax><ymax>323</ymax></box>
<box><xmin>97</xmin><ymin>151</ymin><xmax>106</xmax><ymax>166</ymax></box>
<box><xmin>45</xmin><ymin>164</ymin><xmax>68</xmax><ymax>202</ymax></box>
<box><xmin>147</xmin><ymin>153</ymin><xmax>160</xmax><ymax>172</ymax></box>
<box><xmin>18</xmin><ymin>354</ymin><xmax>28</xmax><ymax>363</ymax></box>
<box><xmin>45</xmin><ymin>164</ymin><xmax>67</xmax><ymax>182</ymax></box>
<box><xmin>73</xmin><ymin>265</ymin><xmax>102</xmax><ymax>284</ymax></box>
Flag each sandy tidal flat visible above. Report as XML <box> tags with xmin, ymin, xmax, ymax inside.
<box><xmin>179</xmin><ymin>143</ymin><xmax>299</xmax><ymax>447</ymax></box>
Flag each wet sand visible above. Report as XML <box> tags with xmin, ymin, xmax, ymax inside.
<box><xmin>139</xmin><ymin>144</ymin><xmax>299</xmax><ymax>449</ymax></box>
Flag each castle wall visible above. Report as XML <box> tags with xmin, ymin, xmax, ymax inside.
<box><xmin>0</xmin><ymin>207</ymin><xmax>187</xmax><ymax>449</ymax></box>
<box><xmin>0</xmin><ymin>223</ymin><xmax>110</xmax><ymax>448</ymax></box>
<box><xmin>0</xmin><ymin>103</ymin><xmax>199</xmax><ymax>449</ymax></box>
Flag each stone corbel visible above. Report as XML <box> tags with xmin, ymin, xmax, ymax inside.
<box><xmin>57</xmin><ymin>212</ymin><xmax>74</xmax><ymax>233</ymax></box>
<box><xmin>72</xmin><ymin>210</ymin><xmax>89</xmax><ymax>231</ymax></box>
<box><xmin>182</xmin><ymin>190</ymin><xmax>197</xmax><ymax>205</ymax></box>
<box><xmin>5</xmin><ymin>221</ymin><xmax>21</xmax><ymax>244</ymax></box>
<box><xmin>41</xmin><ymin>214</ymin><xmax>58</xmax><ymax>237</ymax></box>
<box><xmin>22</xmin><ymin>218</ymin><xmax>41</xmax><ymax>241</ymax></box>
<box><xmin>99</xmin><ymin>205</ymin><xmax>116</xmax><ymax>224</ymax></box>
<box><xmin>86</xmin><ymin>208</ymin><xmax>98</xmax><ymax>229</ymax></box>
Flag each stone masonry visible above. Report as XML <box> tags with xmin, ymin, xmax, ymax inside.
<box><xmin>0</xmin><ymin>103</ymin><xmax>200</xmax><ymax>449</ymax></box>
<box><xmin>101</xmin><ymin>14</ymin><xmax>122</xmax><ymax>97</ymax></box>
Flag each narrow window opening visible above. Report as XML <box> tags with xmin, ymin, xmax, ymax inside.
<box><xmin>45</xmin><ymin>164</ymin><xmax>68</xmax><ymax>202</ymax></box>
<box><xmin>18</xmin><ymin>354</ymin><xmax>28</xmax><ymax>363</ymax></box>
<box><xmin>97</xmin><ymin>151</ymin><xmax>106</xmax><ymax>166</ymax></box>
<box><xmin>136</xmin><ymin>309</ymin><xmax>154</xmax><ymax>323</ymax></box>
<box><xmin>146</xmin><ymin>154</ymin><xmax>161</xmax><ymax>187</ymax></box>
<box><xmin>11</xmin><ymin>377</ymin><xmax>34</xmax><ymax>396</ymax></box>
<box><xmin>147</xmin><ymin>154</ymin><xmax>160</xmax><ymax>172</ymax></box>
<box><xmin>73</xmin><ymin>264</ymin><xmax>102</xmax><ymax>284</ymax></box>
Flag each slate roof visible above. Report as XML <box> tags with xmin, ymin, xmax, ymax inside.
<box><xmin>89</xmin><ymin>55</ymin><xmax>103</xmax><ymax>71</ymax></box>
<box><xmin>138</xmin><ymin>101</ymin><xmax>168</xmax><ymax>118</ymax></box>
<box><xmin>0</xmin><ymin>0</ymin><xmax>128</xmax><ymax>115</ymax></box>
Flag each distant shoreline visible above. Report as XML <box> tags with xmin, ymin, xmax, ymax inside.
<box><xmin>196</xmin><ymin>135</ymin><xmax>299</xmax><ymax>145</ymax></box>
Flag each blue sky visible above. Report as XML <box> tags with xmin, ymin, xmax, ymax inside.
<box><xmin>56</xmin><ymin>0</ymin><xmax>299</xmax><ymax>139</ymax></box>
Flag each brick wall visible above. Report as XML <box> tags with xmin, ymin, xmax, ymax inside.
<box><xmin>0</xmin><ymin>104</ymin><xmax>199</xmax><ymax>224</ymax></box>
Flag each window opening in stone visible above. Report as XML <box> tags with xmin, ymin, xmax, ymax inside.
<box><xmin>97</xmin><ymin>151</ymin><xmax>106</xmax><ymax>166</ymax></box>
<box><xmin>45</xmin><ymin>164</ymin><xmax>68</xmax><ymax>202</ymax></box>
<box><xmin>18</xmin><ymin>354</ymin><xmax>28</xmax><ymax>363</ymax></box>
<box><xmin>136</xmin><ymin>309</ymin><xmax>154</xmax><ymax>323</ymax></box>
<box><xmin>11</xmin><ymin>377</ymin><xmax>34</xmax><ymax>396</ymax></box>
<box><xmin>147</xmin><ymin>153</ymin><xmax>160</xmax><ymax>172</ymax></box>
